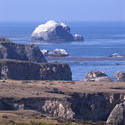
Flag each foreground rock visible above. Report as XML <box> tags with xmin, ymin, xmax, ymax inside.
<box><xmin>31</xmin><ymin>20</ymin><xmax>83</xmax><ymax>42</ymax></box>
<box><xmin>114</xmin><ymin>71</ymin><xmax>125</xmax><ymax>82</ymax></box>
<box><xmin>0</xmin><ymin>59</ymin><xmax>72</xmax><ymax>80</ymax></box>
<box><xmin>107</xmin><ymin>102</ymin><xmax>125</xmax><ymax>125</ymax></box>
<box><xmin>0</xmin><ymin>38</ymin><xmax>47</xmax><ymax>63</ymax></box>
<box><xmin>84</xmin><ymin>71</ymin><xmax>112</xmax><ymax>82</ymax></box>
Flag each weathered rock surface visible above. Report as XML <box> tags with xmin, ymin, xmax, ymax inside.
<box><xmin>114</xmin><ymin>71</ymin><xmax>125</xmax><ymax>82</ymax></box>
<box><xmin>42</xmin><ymin>100</ymin><xmax>74</xmax><ymax>119</ymax></box>
<box><xmin>0</xmin><ymin>59</ymin><xmax>72</xmax><ymax>80</ymax></box>
<box><xmin>107</xmin><ymin>102</ymin><xmax>125</xmax><ymax>125</ymax></box>
<box><xmin>0</xmin><ymin>38</ymin><xmax>47</xmax><ymax>63</ymax></box>
<box><xmin>84</xmin><ymin>71</ymin><xmax>112</xmax><ymax>82</ymax></box>
<box><xmin>31</xmin><ymin>20</ymin><xmax>83</xmax><ymax>42</ymax></box>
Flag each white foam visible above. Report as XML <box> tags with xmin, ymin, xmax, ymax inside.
<box><xmin>32</xmin><ymin>20</ymin><xmax>68</xmax><ymax>37</ymax></box>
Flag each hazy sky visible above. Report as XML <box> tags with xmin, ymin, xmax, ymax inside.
<box><xmin>0</xmin><ymin>0</ymin><xmax>125</xmax><ymax>22</ymax></box>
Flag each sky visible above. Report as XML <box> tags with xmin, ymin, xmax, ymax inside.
<box><xmin>0</xmin><ymin>0</ymin><xmax>125</xmax><ymax>22</ymax></box>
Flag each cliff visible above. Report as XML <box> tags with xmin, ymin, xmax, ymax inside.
<box><xmin>0</xmin><ymin>80</ymin><xmax>125</xmax><ymax>124</ymax></box>
<box><xmin>0</xmin><ymin>38</ymin><xmax>47</xmax><ymax>63</ymax></box>
<box><xmin>0</xmin><ymin>59</ymin><xmax>72</xmax><ymax>80</ymax></box>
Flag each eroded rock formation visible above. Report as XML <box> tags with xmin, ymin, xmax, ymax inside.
<box><xmin>84</xmin><ymin>71</ymin><xmax>112</xmax><ymax>82</ymax></box>
<box><xmin>0</xmin><ymin>59</ymin><xmax>72</xmax><ymax>80</ymax></box>
<box><xmin>114</xmin><ymin>71</ymin><xmax>125</xmax><ymax>82</ymax></box>
<box><xmin>107</xmin><ymin>101</ymin><xmax>125</xmax><ymax>125</ymax></box>
<box><xmin>0</xmin><ymin>38</ymin><xmax>47</xmax><ymax>63</ymax></box>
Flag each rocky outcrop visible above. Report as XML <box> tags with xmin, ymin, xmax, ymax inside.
<box><xmin>0</xmin><ymin>38</ymin><xmax>47</xmax><ymax>63</ymax></box>
<box><xmin>74</xmin><ymin>34</ymin><xmax>84</xmax><ymax>41</ymax></box>
<box><xmin>109</xmin><ymin>53</ymin><xmax>123</xmax><ymax>58</ymax></box>
<box><xmin>114</xmin><ymin>71</ymin><xmax>125</xmax><ymax>82</ymax></box>
<box><xmin>41</xmin><ymin>49</ymin><xmax>49</xmax><ymax>56</ymax></box>
<box><xmin>84</xmin><ymin>71</ymin><xmax>112</xmax><ymax>82</ymax></box>
<box><xmin>41</xmin><ymin>49</ymin><xmax>69</xmax><ymax>57</ymax></box>
<box><xmin>0</xmin><ymin>93</ymin><xmax>124</xmax><ymax>122</ymax></box>
<box><xmin>42</xmin><ymin>100</ymin><xmax>74</xmax><ymax>119</ymax></box>
<box><xmin>0</xmin><ymin>59</ymin><xmax>72</xmax><ymax>80</ymax></box>
<box><xmin>106</xmin><ymin>102</ymin><xmax>125</xmax><ymax>125</ymax></box>
<box><xmin>31</xmin><ymin>20</ymin><xmax>83</xmax><ymax>42</ymax></box>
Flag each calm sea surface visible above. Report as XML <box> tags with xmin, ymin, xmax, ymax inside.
<box><xmin>0</xmin><ymin>22</ymin><xmax>125</xmax><ymax>81</ymax></box>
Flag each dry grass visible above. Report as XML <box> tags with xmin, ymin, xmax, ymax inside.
<box><xmin>0</xmin><ymin>80</ymin><xmax>125</xmax><ymax>99</ymax></box>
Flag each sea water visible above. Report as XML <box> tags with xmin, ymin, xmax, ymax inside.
<box><xmin>0</xmin><ymin>22</ymin><xmax>125</xmax><ymax>81</ymax></box>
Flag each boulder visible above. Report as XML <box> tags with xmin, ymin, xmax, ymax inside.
<box><xmin>74</xmin><ymin>34</ymin><xmax>84</xmax><ymax>41</ymax></box>
<box><xmin>31</xmin><ymin>20</ymin><xmax>83</xmax><ymax>42</ymax></box>
<box><xmin>109</xmin><ymin>53</ymin><xmax>123</xmax><ymax>58</ymax></box>
<box><xmin>0</xmin><ymin>59</ymin><xmax>72</xmax><ymax>80</ymax></box>
<box><xmin>106</xmin><ymin>102</ymin><xmax>125</xmax><ymax>125</ymax></box>
<box><xmin>48</xmin><ymin>49</ymin><xmax>69</xmax><ymax>57</ymax></box>
<box><xmin>84</xmin><ymin>71</ymin><xmax>112</xmax><ymax>82</ymax></box>
<box><xmin>114</xmin><ymin>71</ymin><xmax>125</xmax><ymax>82</ymax></box>
<box><xmin>0</xmin><ymin>38</ymin><xmax>47</xmax><ymax>63</ymax></box>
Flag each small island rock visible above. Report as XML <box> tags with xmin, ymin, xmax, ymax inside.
<box><xmin>109</xmin><ymin>53</ymin><xmax>123</xmax><ymax>58</ymax></box>
<box><xmin>31</xmin><ymin>20</ymin><xmax>83</xmax><ymax>42</ymax></box>
<box><xmin>48</xmin><ymin>49</ymin><xmax>69</xmax><ymax>57</ymax></box>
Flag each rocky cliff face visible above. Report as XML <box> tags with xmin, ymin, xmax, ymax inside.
<box><xmin>0</xmin><ymin>91</ymin><xmax>124</xmax><ymax>122</ymax></box>
<box><xmin>0</xmin><ymin>59</ymin><xmax>72</xmax><ymax>80</ymax></box>
<box><xmin>0</xmin><ymin>39</ymin><xmax>47</xmax><ymax>63</ymax></box>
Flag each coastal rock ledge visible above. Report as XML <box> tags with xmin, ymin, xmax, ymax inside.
<box><xmin>31</xmin><ymin>20</ymin><xmax>83</xmax><ymax>42</ymax></box>
<box><xmin>0</xmin><ymin>59</ymin><xmax>72</xmax><ymax>80</ymax></box>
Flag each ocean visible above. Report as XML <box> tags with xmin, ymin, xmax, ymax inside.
<box><xmin>0</xmin><ymin>22</ymin><xmax>125</xmax><ymax>81</ymax></box>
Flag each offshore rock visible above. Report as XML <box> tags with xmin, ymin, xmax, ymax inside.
<box><xmin>84</xmin><ymin>71</ymin><xmax>112</xmax><ymax>82</ymax></box>
<box><xmin>31</xmin><ymin>20</ymin><xmax>83</xmax><ymax>42</ymax></box>
<box><xmin>48</xmin><ymin>49</ymin><xmax>69</xmax><ymax>57</ymax></box>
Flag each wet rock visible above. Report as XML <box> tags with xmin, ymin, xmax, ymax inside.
<box><xmin>41</xmin><ymin>49</ymin><xmax>49</xmax><ymax>56</ymax></box>
<box><xmin>48</xmin><ymin>49</ymin><xmax>69</xmax><ymax>57</ymax></box>
<box><xmin>74</xmin><ymin>34</ymin><xmax>84</xmax><ymax>41</ymax></box>
<box><xmin>109</xmin><ymin>53</ymin><xmax>123</xmax><ymax>58</ymax></box>
<box><xmin>114</xmin><ymin>71</ymin><xmax>125</xmax><ymax>82</ymax></box>
<box><xmin>106</xmin><ymin>102</ymin><xmax>125</xmax><ymax>125</ymax></box>
<box><xmin>31</xmin><ymin>20</ymin><xmax>83</xmax><ymax>42</ymax></box>
<box><xmin>84</xmin><ymin>71</ymin><xmax>112</xmax><ymax>82</ymax></box>
<box><xmin>0</xmin><ymin>38</ymin><xmax>47</xmax><ymax>63</ymax></box>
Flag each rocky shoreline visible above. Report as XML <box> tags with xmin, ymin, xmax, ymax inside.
<box><xmin>0</xmin><ymin>38</ymin><xmax>125</xmax><ymax>125</ymax></box>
